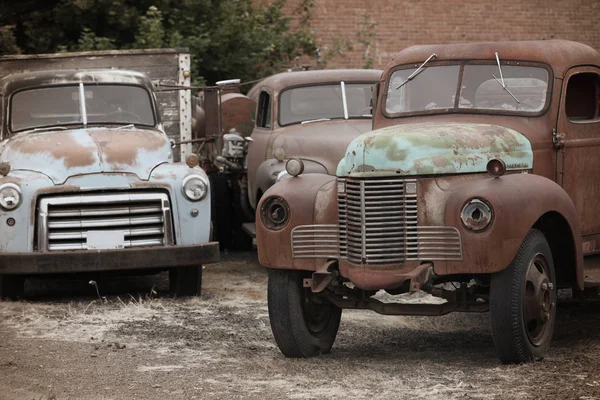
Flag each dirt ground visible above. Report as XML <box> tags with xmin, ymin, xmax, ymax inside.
<box><xmin>1</xmin><ymin>251</ymin><xmax>599</xmax><ymax>400</ymax></box>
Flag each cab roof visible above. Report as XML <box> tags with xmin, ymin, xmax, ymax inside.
<box><xmin>1</xmin><ymin>69</ymin><xmax>154</xmax><ymax>96</ymax></box>
<box><xmin>250</xmin><ymin>69</ymin><xmax>382</xmax><ymax>94</ymax></box>
<box><xmin>386</xmin><ymin>40</ymin><xmax>600</xmax><ymax>78</ymax></box>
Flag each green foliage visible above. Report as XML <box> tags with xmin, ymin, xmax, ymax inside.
<box><xmin>0</xmin><ymin>26</ymin><xmax>20</xmax><ymax>55</ymax></box>
<box><xmin>0</xmin><ymin>0</ymin><xmax>320</xmax><ymax>85</ymax></box>
<box><xmin>356</xmin><ymin>13</ymin><xmax>377</xmax><ymax>69</ymax></box>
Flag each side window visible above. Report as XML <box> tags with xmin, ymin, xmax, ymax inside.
<box><xmin>256</xmin><ymin>91</ymin><xmax>272</xmax><ymax>128</ymax></box>
<box><xmin>565</xmin><ymin>73</ymin><xmax>600</xmax><ymax>122</ymax></box>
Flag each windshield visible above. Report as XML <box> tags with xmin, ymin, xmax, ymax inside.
<box><xmin>279</xmin><ymin>83</ymin><xmax>373</xmax><ymax>126</ymax></box>
<box><xmin>10</xmin><ymin>84</ymin><xmax>155</xmax><ymax>132</ymax></box>
<box><xmin>386</xmin><ymin>63</ymin><xmax>549</xmax><ymax>115</ymax></box>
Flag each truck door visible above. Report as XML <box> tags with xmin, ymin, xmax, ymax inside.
<box><xmin>557</xmin><ymin>66</ymin><xmax>600</xmax><ymax>238</ymax></box>
<box><xmin>247</xmin><ymin>88</ymin><xmax>274</xmax><ymax>208</ymax></box>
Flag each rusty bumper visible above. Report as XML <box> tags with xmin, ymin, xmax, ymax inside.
<box><xmin>0</xmin><ymin>242</ymin><xmax>220</xmax><ymax>275</ymax></box>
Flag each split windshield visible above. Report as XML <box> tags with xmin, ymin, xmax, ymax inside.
<box><xmin>279</xmin><ymin>83</ymin><xmax>373</xmax><ymax>126</ymax></box>
<box><xmin>10</xmin><ymin>84</ymin><xmax>155</xmax><ymax>132</ymax></box>
<box><xmin>386</xmin><ymin>63</ymin><xmax>549</xmax><ymax>115</ymax></box>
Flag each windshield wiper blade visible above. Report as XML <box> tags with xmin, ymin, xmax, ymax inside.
<box><xmin>32</xmin><ymin>126</ymin><xmax>68</xmax><ymax>132</ymax></box>
<box><xmin>396</xmin><ymin>53</ymin><xmax>437</xmax><ymax>90</ymax></box>
<box><xmin>301</xmin><ymin>118</ymin><xmax>331</xmax><ymax>125</ymax></box>
<box><xmin>493</xmin><ymin>52</ymin><xmax>520</xmax><ymax>104</ymax></box>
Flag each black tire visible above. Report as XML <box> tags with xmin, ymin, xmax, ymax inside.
<box><xmin>169</xmin><ymin>266</ymin><xmax>203</xmax><ymax>297</ymax></box>
<box><xmin>268</xmin><ymin>269</ymin><xmax>341</xmax><ymax>358</ymax></box>
<box><xmin>209</xmin><ymin>174</ymin><xmax>233</xmax><ymax>250</ymax></box>
<box><xmin>0</xmin><ymin>275</ymin><xmax>25</xmax><ymax>300</ymax></box>
<box><xmin>490</xmin><ymin>229</ymin><xmax>556</xmax><ymax>364</ymax></box>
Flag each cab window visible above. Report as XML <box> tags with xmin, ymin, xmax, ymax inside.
<box><xmin>256</xmin><ymin>91</ymin><xmax>272</xmax><ymax>128</ymax></box>
<box><xmin>565</xmin><ymin>73</ymin><xmax>600</xmax><ymax>122</ymax></box>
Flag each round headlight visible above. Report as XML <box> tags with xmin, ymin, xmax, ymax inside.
<box><xmin>460</xmin><ymin>198</ymin><xmax>493</xmax><ymax>232</ymax></box>
<box><xmin>0</xmin><ymin>183</ymin><xmax>21</xmax><ymax>211</ymax></box>
<box><xmin>260</xmin><ymin>196</ymin><xmax>290</xmax><ymax>230</ymax></box>
<box><xmin>182</xmin><ymin>175</ymin><xmax>208</xmax><ymax>201</ymax></box>
<box><xmin>285</xmin><ymin>158</ymin><xmax>304</xmax><ymax>177</ymax></box>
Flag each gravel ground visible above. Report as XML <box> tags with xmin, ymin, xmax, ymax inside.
<box><xmin>1</xmin><ymin>251</ymin><xmax>599</xmax><ymax>400</ymax></box>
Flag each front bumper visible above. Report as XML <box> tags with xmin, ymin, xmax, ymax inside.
<box><xmin>0</xmin><ymin>242</ymin><xmax>219</xmax><ymax>275</ymax></box>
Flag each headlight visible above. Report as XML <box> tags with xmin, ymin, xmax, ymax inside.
<box><xmin>182</xmin><ymin>175</ymin><xmax>208</xmax><ymax>201</ymax></box>
<box><xmin>285</xmin><ymin>158</ymin><xmax>304</xmax><ymax>177</ymax></box>
<box><xmin>260</xmin><ymin>196</ymin><xmax>290</xmax><ymax>230</ymax></box>
<box><xmin>0</xmin><ymin>183</ymin><xmax>21</xmax><ymax>211</ymax></box>
<box><xmin>460</xmin><ymin>198</ymin><xmax>493</xmax><ymax>232</ymax></box>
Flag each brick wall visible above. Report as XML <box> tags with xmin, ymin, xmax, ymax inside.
<box><xmin>262</xmin><ymin>0</ymin><xmax>600</xmax><ymax>69</ymax></box>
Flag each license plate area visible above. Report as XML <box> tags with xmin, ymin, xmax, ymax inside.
<box><xmin>86</xmin><ymin>231</ymin><xmax>125</xmax><ymax>250</ymax></box>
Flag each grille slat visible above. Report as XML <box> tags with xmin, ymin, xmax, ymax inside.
<box><xmin>338</xmin><ymin>178</ymin><xmax>462</xmax><ymax>264</ymax></box>
<box><xmin>38</xmin><ymin>192</ymin><xmax>174</xmax><ymax>252</ymax></box>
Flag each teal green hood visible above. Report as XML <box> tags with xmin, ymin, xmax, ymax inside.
<box><xmin>336</xmin><ymin>122</ymin><xmax>533</xmax><ymax>177</ymax></box>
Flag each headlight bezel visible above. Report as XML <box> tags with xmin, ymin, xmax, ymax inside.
<box><xmin>260</xmin><ymin>196</ymin><xmax>290</xmax><ymax>231</ymax></box>
<box><xmin>182</xmin><ymin>174</ymin><xmax>209</xmax><ymax>202</ymax></box>
<box><xmin>460</xmin><ymin>197</ymin><xmax>494</xmax><ymax>232</ymax></box>
<box><xmin>0</xmin><ymin>182</ymin><xmax>22</xmax><ymax>211</ymax></box>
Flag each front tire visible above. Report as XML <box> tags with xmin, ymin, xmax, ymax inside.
<box><xmin>169</xmin><ymin>266</ymin><xmax>203</xmax><ymax>297</ymax></box>
<box><xmin>268</xmin><ymin>269</ymin><xmax>341</xmax><ymax>358</ymax></box>
<box><xmin>0</xmin><ymin>275</ymin><xmax>25</xmax><ymax>300</ymax></box>
<box><xmin>490</xmin><ymin>229</ymin><xmax>556</xmax><ymax>364</ymax></box>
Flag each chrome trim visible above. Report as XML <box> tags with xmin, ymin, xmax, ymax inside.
<box><xmin>182</xmin><ymin>174</ymin><xmax>208</xmax><ymax>201</ymax></box>
<box><xmin>291</xmin><ymin>225</ymin><xmax>339</xmax><ymax>259</ymax></box>
<box><xmin>37</xmin><ymin>192</ymin><xmax>174</xmax><ymax>252</ymax></box>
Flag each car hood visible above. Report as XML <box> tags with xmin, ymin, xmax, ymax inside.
<box><xmin>336</xmin><ymin>122</ymin><xmax>533</xmax><ymax>177</ymax></box>
<box><xmin>271</xmin><ymin>119</ymin><xmax>372</xmax><ymax>174</ymax></box>
<box><xmin>0</xmin><ymin>127</ymin><xmax>172</xmax><ymax>184</ymax></box>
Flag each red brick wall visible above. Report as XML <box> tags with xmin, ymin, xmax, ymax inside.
<box><xmin>261</xmin><ymin>0</ymin><xmax>600</xmax><ymax>69</ymax></box>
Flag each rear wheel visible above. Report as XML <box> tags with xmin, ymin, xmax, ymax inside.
<box><xmin>0</xmin><ymin>275</ymin><xmax>25</xmax><ymax>300</ymax></box>
<box><xmin>490</xmin><ymin>229</ymin><xmax>556</xmax><ymax>363</ymax></box>
<box><xmin>268</xmin><ymin>269</ymin><xmax>341</xmax><ymax>357</ymax></box>
<box><xmin>169</xmin><ymin>266</ymin><xmax>203</xmax><ymax>297</ymax></box>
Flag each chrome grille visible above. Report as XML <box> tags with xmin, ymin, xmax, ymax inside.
<box><xmin>37</xmin><ymin>192</ymin><xmax>174</xmax><ymax>251</ymax></box>
<box><xmin>338</xmin><ymin>178</ymin><xmax>462</xmax><ymax>264</ymax></box>
<box><xmin>291</xmin><ymin>225</ymin><xmax>339</xmax><ymax>258</ymax></box>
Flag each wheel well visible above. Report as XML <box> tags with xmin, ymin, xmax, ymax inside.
<box><xmin>256</xmin><ymin>189</ymin><xmax>263</xmax><ymax>206</ymax></box>
<box><xmin>533</xmin><ymin>211</ymin><xmax>577</xmax><ymax>288</ymax></box>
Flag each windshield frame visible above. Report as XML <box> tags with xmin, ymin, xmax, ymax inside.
<box><xmin>7</xmin><ymin>82</ymin><xmax>158</xmax><ymax>134</ymax></box>
<box><xmin>382</xmin><ymin>59</ymin><xmax>554</xmax><ymax>119</ymax></box>
<box><xmin>277</xmin><ymin>81</ymin><xmax>376</xmax><ymax>127</ymax></box>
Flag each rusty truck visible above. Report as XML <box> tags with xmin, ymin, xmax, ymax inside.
<box><xmin>255</xmin><ymin>40</ymin><xmax>600</xmax><ymax>364</ymax></box>
<box><xmin>0</xmin><ymin>49</ymin><xmax>218</xmax><ymax>298</ymax></box>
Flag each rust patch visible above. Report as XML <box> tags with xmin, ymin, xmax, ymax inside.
<box><xmin>89</xmin><ymin>129</ymin><xmax>167</xmax><ymax>166</ymax></box>
<box><xmin>7</xmin><ymin>132</ymin><xmax>96</xmax><ymax>168</ymax></box>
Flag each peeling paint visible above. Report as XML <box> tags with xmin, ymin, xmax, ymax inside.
<box><xmin>336</xmin><ymin>122</ymin><xmax>533</xmax><ymax>177</ymax></box>
<box><xmin>0</xmin><ymin>127</ymin><xmax>171</xmax><ymax>184</ymax></box>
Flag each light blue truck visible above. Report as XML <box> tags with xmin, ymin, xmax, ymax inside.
<box><xmin>0</xmin><ymin>49</ymin><xmax>218</xmax><ymax>298</ymax></box>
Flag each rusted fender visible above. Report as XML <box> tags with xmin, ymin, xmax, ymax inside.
<box><xmin>0</xmin><ymin>127</ymin><xmax>171</xmax><ymax>184</ymax></box>
<box><xmin>441</xmin><ymin>173</ymin><xmax>584</xmax><ymax>289</ymax></box>
<box><xmin>251</xmin><ymin>158</ymin><xmax>328</xmax><ymax>208</ymax></box>
<box><xmin>336</xmin><ymin>122</ymin><xmax>532</xmax><ymax>178</ymax></box>
<box><xmin>256</xmin><ymin>174</ymin><xmax>337</xmax><ymax>270</ymax></box>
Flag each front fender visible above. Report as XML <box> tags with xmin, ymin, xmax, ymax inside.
<box><xmin>250</xmin><ymin>158</ymin><xmax>328</xmax><ymax>209</ymax></box>
<box><xmin>256</xmin><ymin>174</ymin><xmax>337</xmax><ymax>270</ymax></box>
<box><xmin>149</xmin><ymin>163</ymin><xmax>211</xmax><ymax>245</ymax></box>
<box><xmin>441</xmin><ymin>173</ymin><xmax>583</xmax><ymax>288</ymax></box>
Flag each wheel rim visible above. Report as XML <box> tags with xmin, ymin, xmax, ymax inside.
<box><xmin>523</xmin><ymin>252</ymin><xmax>554</xmax><ymax>346</ymax></box>
<box><xmin>301</xmin><ymin>289</ymin><xmax>333</xmax><ymax>336</ymax></box>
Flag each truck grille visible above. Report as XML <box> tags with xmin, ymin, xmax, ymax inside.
<box><xmin>37</xmin><ymin>192</ymin><xmax>174</xmax><ymax>251</ymax></box>
<box><xmin>338</xmin><ymin>178</ymin><xmax>462</xmax><ymax>264</ymax></box>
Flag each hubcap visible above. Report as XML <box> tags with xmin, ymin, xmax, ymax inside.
<box><xmin>523</xmin><ymin>253</ymin><xmax>554</xmax><ymax>346</ymax></box>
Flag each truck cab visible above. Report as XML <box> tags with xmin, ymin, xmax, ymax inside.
<box><xmin>0</xmin><ymin>69</ymin><xmax>218</xmax><ymax>298</ymax></box>
<box><xmin>256</xmin><ymin>40</ymin><xmax>600</xmax><ymax>363</ymax></box>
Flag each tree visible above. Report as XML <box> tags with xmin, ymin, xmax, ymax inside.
<box><xmin>0</xmin><ymin>0</ymin><xmax>318</xmax><ymax>85</ymax></box>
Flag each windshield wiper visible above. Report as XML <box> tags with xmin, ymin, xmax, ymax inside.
<box><xmin>492</xmin><ymin>52</ymin><xmax>520</xmax><ymax>104</ymax></box>
<box><xmin>32</xmin><ymin>126</ymin><xmax>69</xmax><ymax>132</ymax></box>
<box><xmin>396</xmin><ymin>53</ymin><xmax>437</xmax><ymax>90</ymax></box>
<box><xmin>301</xmin><ymin>118</ymin><xmax>331</xmax><ymax>125</ymax></box>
